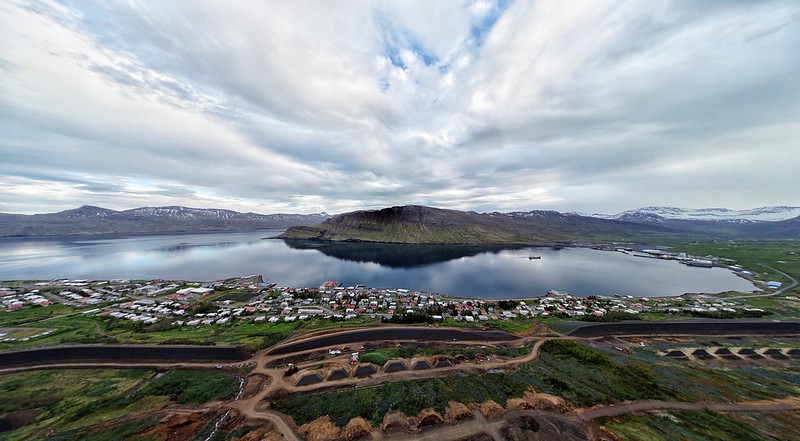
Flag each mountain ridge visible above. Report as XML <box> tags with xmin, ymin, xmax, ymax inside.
<box><xmin>278</xmin><ymin>204</ymin><xmax>800</xmax><ymax>244</ymax></box>
<box><xmin>0</xmin><ymin>205</ymin><xmax>330</xmax><ymax>237</ymax></box>
<box><xmin>4</xmin><ymin>204</ymin><xmax>798</xmax><ymax>240</ymax></box>
<box><xmin>593</xmin><ymin>206</ymin><xmax>800</xmax><ymax>222</ymax></box>
<box><xmin>277</xmin><ymin>205</ymin><xmax>677</xmax><ymax>244</ymax></box>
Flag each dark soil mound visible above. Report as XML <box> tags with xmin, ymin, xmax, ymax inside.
<box><xmin>354</xmin><ymin>364</ymin><xmax>378</xmax><ymax>377</ymax></box>
<box><xmin>435</xmin><ymin>358</ymin><xmax>454</xmax><ymax>368</ymax></box>
<box><xmin>296</xmin><ymin>373</ymin><xmax>322</xmax><ymax>386</ymax></box>
<box><xmin>327</xmin><ymin>369</ymin><xmax>349</xmax><ymax>381</ymax></box>
<box><xmin>412</xmin><ymin>360</ymin><xmax>431</xmax><ymax>370</ymax></box>
<box><xmin>691</xmin><ymin>349</ymin><xmax>712</xmax><ymax>358</ymax></box>
<box><xmin>384</xmin><ymin>361</ymin><xmax>406</xmax><ymax>372</ymax></box>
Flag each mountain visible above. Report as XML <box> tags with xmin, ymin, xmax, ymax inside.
<box><xmin>277</xmin><ymin>205</ymin><xmax>673</xmax><ymax>244</ymax></box>
<box><xmin>0</xmin><ymin>205</ymin><xmax>330</xmax><ymax>237</ymax></box>
<box><xmin>588</xmin><ymin>206</ymin><xmax>800</xmax><ymax>239</ymax></box>
<box><xmin>597</xmin><ymin>206</ymin><xmax>800</xmax><ymax>223</ymax></box>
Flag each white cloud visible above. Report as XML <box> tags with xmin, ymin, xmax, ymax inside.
<box><xmin>1</xmin><ymin>0</ymin><xmax>798</xmax><ymax>215</ymax></box>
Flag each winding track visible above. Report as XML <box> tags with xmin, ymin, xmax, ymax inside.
<box><xmin>3</xmin><ymin>324</ymin><xmax>800</xmax><ymax>440</ymax></box>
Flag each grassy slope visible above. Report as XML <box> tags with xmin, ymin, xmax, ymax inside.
<box><xmin>600</xmin><ymin>410</ymin><xmax>765</xmax><ymax>441</ymax></box>
<box><xmin>0</xmin><ymin>369</ymin><xmax>239</xmax><ymax>440</ymax></box>
<box><xmin>0</xmin><ymin>309</ymin><xmax>380</xmax><ymax>351</ymax></box>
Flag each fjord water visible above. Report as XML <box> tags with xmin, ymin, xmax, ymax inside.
<box><xmin>0</xmin><ymin>230</ymin><xmax>755</xmax><ymax>298</ymax></box>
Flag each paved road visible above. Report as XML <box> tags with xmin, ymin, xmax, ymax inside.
<box><xmin>568</xmin><ymin>320</ymin><xmax>800</xmax><ymax>337</ymax></box>
<box><xmin>726</xmin><ymin>264</ymin><xmax>798</xmax><ymax>300</ymax></box>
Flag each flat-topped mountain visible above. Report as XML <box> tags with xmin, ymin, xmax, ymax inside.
<box><xmin>278</xmin><ymin>205</ymin><xmax>800</xmax><ymax>244</ymax></box>
<box><xmin>277</xmin><ymin>205</ymin><xmax>672</xmax><ymax>244</ymax></box>
<box><xmin>0</xmin><ymin>205</ymin><xmax>330</xmax><ymax>237</ymax></box>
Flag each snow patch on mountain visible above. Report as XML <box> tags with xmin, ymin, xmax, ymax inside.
<box><xmin>596</xmin><ymin>206</ymin><xmax>800</xmax><ymax>222</ymax></box>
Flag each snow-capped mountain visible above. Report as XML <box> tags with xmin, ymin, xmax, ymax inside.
<box><xmin>123</xmin><ymin>206</ymin><xmax>329</xmax><ymax>222</ymax></box>
<box><xmin>0</xmin><ymin>206</ymin><xmax>331</xmax><ymax>237</ymax></box>
<box><xmin>596</xmin><ymin>206</ymin><xmax>800</xmax><ymax>223</ymax></box>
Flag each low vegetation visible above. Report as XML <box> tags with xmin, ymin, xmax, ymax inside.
<box><xmin>0</xmin><ymin>307</ymin><xmax>385</xmax><ymax>351</ymax></box>
<box><xmin>600</xmin><ymin>410</ymin><xmax>765</xmax><ymax>441</ymax></box>
<box><xmin>137</xmin><ymin>370</ymin><xmax>239</xmax><ymax>404</ymax></box>
<box><xmin>273</xmin><ymin>340</ymin><xmax>680</xmax><ymax>426</ymax></box>
<box><xmin>0</xmin><ymin>369</ymin><xmax>239</xmax><ymax>440</ymax></box>
<box><xmin>275</xmin><ymin>339</ymin><xmax>800</xmax><ymax>428</ymax></box>
<box><xmin>46</xmin><ymin>416</ymin><xmax>159</xmax><ymax>441</ymax></box>
<box><xmin>359</xmin><ymin>345</ymin><xmax>529</xmax><ymax>366</ymax></box>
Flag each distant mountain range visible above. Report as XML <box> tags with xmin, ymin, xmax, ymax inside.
<box><xmin>3</xmin><ymin>204</ymin><xmax>798</xmax><ymax>241</ymax></box>
<box><xmin>593</xmin><ymin>206</ymin><xmax>800</xmax><ymax>223</ymax></box>
<box><xmin>277</xmin><ymin>205</ymin><xmax>673</xmax><ymax>244</ymax></box>
<box><xmin>584</xmin><ymin>206</ymin><xmax>800</xmax><ymax>239</ymax></box>
<box><xmin>0</xmin><ymin>205</ymin><xmax>330</xmax><ymax>237</ymax></box>
<box><xmin>278</xmin><ymin>205</ymin><xmax>800</xmax><ymax>244</ymax></box>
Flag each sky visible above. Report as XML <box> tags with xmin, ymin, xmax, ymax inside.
<box><xmin>1</xmin><ymin>0</ymin><xmax>799</xmax><ymax>215</ymax></box>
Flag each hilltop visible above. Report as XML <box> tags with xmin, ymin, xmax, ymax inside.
<box><xmin>276</xmin><ymin>205</ymin><xmax>670</xmax><ymax>244</ymax></box>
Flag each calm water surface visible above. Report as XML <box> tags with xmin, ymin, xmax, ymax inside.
<box><xmin>0</xmin><ymin>230</ymin><xmax>756</xmax><ymax>298</ymax></box>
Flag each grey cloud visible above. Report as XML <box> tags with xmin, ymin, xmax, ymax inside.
<box><xmin>1</xmin><ymin>1</ymin><xmax>798</xmax><ymax>215</ymax></box>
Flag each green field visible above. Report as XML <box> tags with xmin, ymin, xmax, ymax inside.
<box><xmin>0</xmin><ymin>368</ymin><xmax>239</xmax><ymax>440</ymax></box>
<box><xmin>662</xmin><ymin>240</ymin><xmax>800</xmax><ymax>290</ymax></box>
<box><xmin>600</xmin><ymin>410</ymin><xmax>765</xmax><ymax>441</ymax></box>
<box><xmin>0</xmin><ymin>304</ymin><xmax>387</xmax><ymax>351</ymax></box>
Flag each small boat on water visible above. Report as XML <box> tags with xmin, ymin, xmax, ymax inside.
<box><xmin>528</xmin><ymin>256</ymin><xmax>541</xmax><ymax>260</ymax></box>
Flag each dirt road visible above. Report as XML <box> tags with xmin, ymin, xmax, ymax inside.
<box><xmin>575</xmin><ymin>396</ymin><xmax>800</xmax><ymax>420</ymax></box>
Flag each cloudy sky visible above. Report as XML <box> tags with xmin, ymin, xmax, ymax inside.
<box><xmin>1</xmin><ymin>0</ymin><xmax>799</xmax><ymax>215</ymax></box>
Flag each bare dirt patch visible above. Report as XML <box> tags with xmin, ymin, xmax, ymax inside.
<box><xmin>145</xmin><ymin>409</ymin><xmax>218</xmax><ymax>441</ymax></box>
<box><xmin>344</xmin><ymin>417</ymin><xmax>371</xmax><ymax>440</ymax></box>
<box><xmin>241</xmin><ymin>374</ymin><xmax>270</xmax><ymax>400</ymax></box>
<box><xmin>298</xmin><ymin>415</ymin><xmax>343</xmax><ymax>441</ymax></box>
<box><xmin>415</xmin><ymin>408</ymin><xmax>445</xmax><ymax>429</ymax></box>
<box><xmin>381</xmin><ymin>412</ymin><xmax>416</xmax><ymax>433</ymax></box>
<box><xmin>502</xmin><ymin>411</ymin><xmax>590</xmax><ymax>441</ymax></box>
<box><xmin>445</xmin><ymin>401</ymin><xmax>473</xmax><ymax>423</ymax></box>
<box><xmin>473</xmin><ymin>400</ymin><xmax>504</xmax><ymax>420</ymax></box>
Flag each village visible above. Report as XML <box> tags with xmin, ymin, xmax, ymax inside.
<box><xmin>0</xmin><ymin>267</ymin><xmax>775</xmax><ymax>342</ymax></box>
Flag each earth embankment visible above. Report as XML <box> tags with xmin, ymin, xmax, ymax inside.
<box><xmin>0</xmin><ymin>345</ymin><xmax>247</xmax><ymax>368</ymax></box>
<box><xmin>569</xmin><ymin>321</ymin><xmax>800</xmax><ymax>337</ymax></box>
<box><xmin>268</xmin><ymin>327</ymin><xmax>517</xmax><ymax>355</ymax></box>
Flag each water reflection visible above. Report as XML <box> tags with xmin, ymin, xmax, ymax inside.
<box><xmin>0</xmin><ymin>231</ymin><xmax>756</xmax><ymax>298</ymax></box>
<box><xmin>282</xmin><ymin>239</ymin><xmax>524</xmax><ymax>269</ymax></box>
<box><xmin>156</xmin><ymin>241</ymin><xmax>238</xmax><ymax>253</ymax></box>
